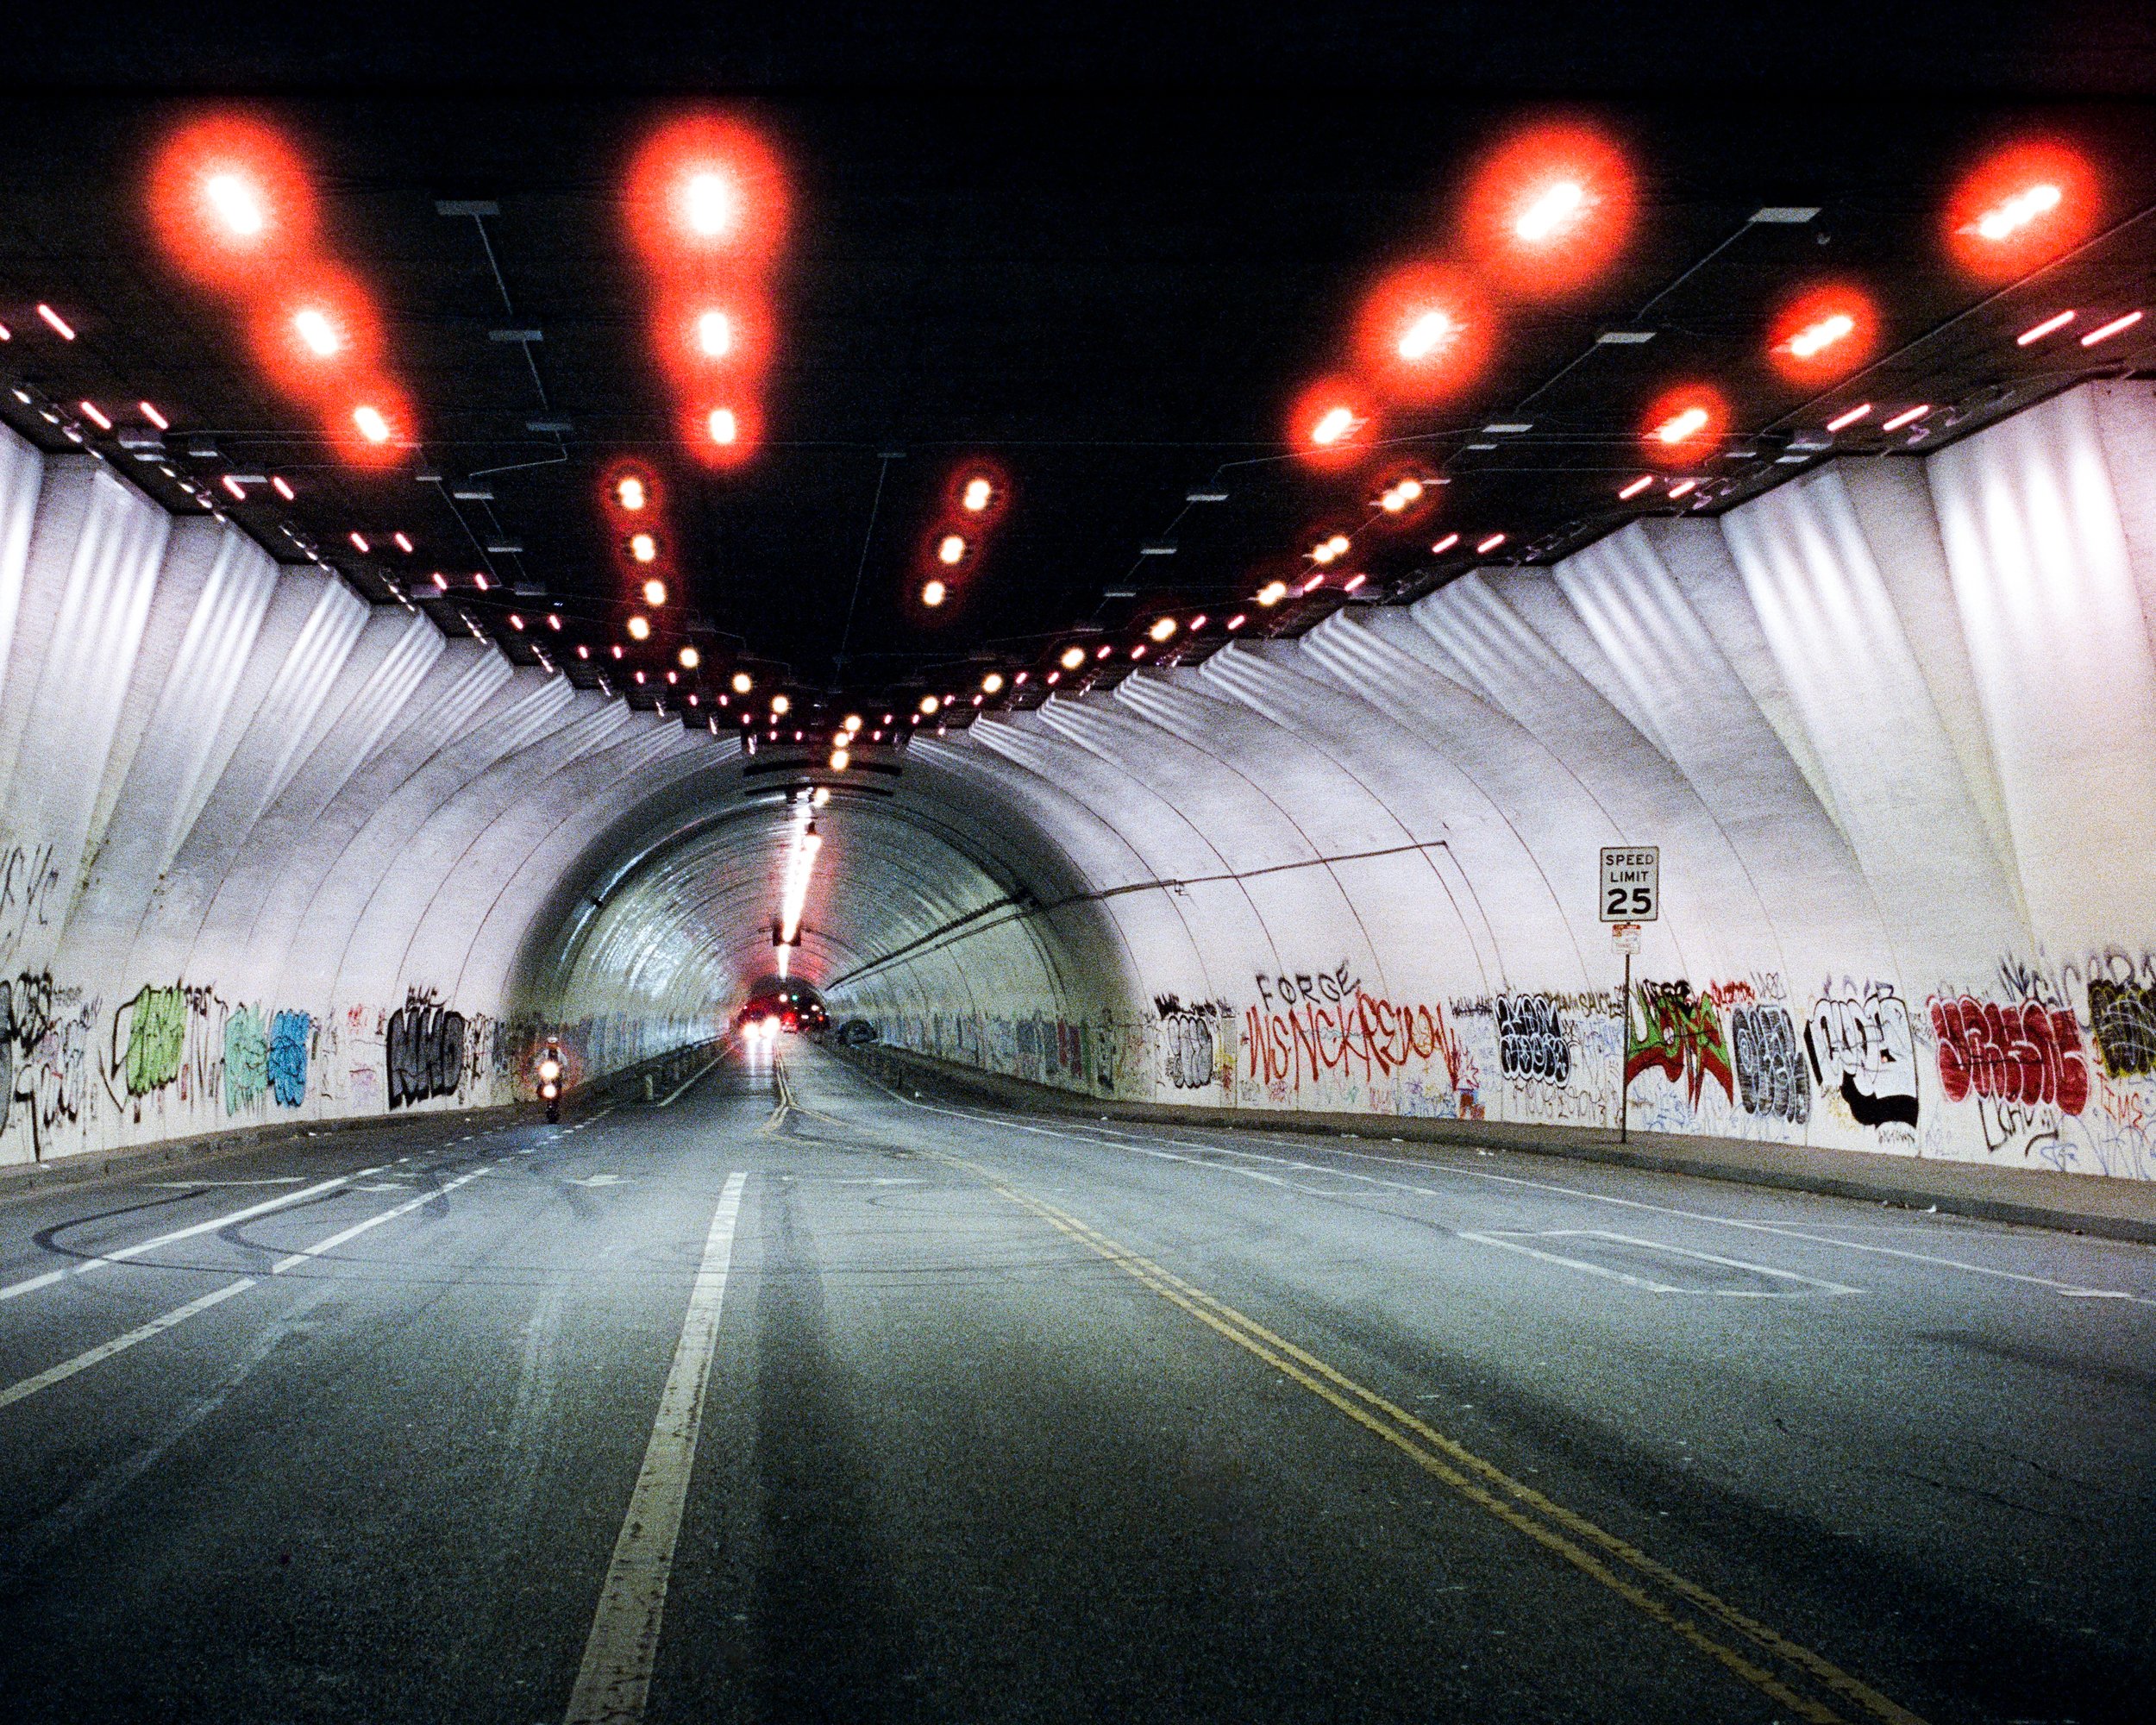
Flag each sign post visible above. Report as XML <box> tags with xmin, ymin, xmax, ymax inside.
<box><xmin>1600</xmin><ymin>847</ymin><xmax>1658</xmax><ymax>1145</ymax></box>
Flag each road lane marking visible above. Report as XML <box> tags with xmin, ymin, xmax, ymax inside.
<box><xmin>927</xmin><ymin>1146</ymin><xmax>1927</xmax><ymax>1725</ymax></box>
<box><xmin>268</xmin><ymin>1166</ymin><xmax>492</xmax><ymax>1274</ymax></box>
<box><xmin>0</xmin><ymin>1162</ymin><xmax>499</xmax><ymax>1411</ymax></box>
<box><xmin>565</xmin><ymin>1170</ymin><xmax>748</xmax><ymax>1725</ymax></box>
<box><xmin>145</xmin><ymin>1177</ymin><xmax>308</xmax><ymax>1189</ymax></box>
<box><xmin>1460</xmin><ymin>1229</ymin><xmax>1863</xmax><ymax>1296</ymax></box>
<box><xmin>0</xmin><ymin>1279</ymin><xmax>256</xmax><ymax>1411</ymax></box>
<box><xmin>0</xmin><ymin>1169</ymin><xmax>384</xmax><ymax>1302</ymax></box>
<box><xmin>864</xmin><ymin>1081</ymin><xmax>2151</xmax><ymax>1305</ymax></box>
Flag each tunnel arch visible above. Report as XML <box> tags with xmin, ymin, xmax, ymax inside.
<box><xmin>4</xmin><ymin>380</ymin><xmax>2156</xmax><ymax>1179</ymax></box>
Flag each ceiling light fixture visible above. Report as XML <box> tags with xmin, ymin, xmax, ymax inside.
<box><xmin>1881</xmin><ymin>405</ymin><xmax>1931</xmax><ymax>431</ymax></box>
<box><xmin>36</xmin><ymin>304</ymin><xmax>75</xmax><ymax>340</ymax></box>
<box><xmin>2016</xmin><ymin>309</ymin><xmax>2075</xmax><ymax>346</ymax></box>
<box><xmin>1826</xmin><ymin>403</ymin><xmax>1872</xmax><ymax>432</ymax></box>
<box><xmin>2081</xmin><ymin>310</ymin><xmax>2144</xmax><ymax>347</ymax></box>
<box><xmin>1619</xmin><ymin>474</ymin><xmax>1655</xmax><ymax>499</ymax></box>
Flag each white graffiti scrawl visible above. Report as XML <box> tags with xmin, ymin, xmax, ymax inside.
<box><xmin>1805</xmin><ymin>983</ymin><xmax>1919</xmax><ymax>1131</ymax></box>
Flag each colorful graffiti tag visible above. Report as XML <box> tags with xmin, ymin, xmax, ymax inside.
<box><xmin>1625</xmin><ymin>980</ymin><xmax>1733</xmax><ymax>1108</ymax></box>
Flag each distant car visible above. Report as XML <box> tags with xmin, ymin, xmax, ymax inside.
<box><xmin>834</xmin><ymin>1019</ymin><xmax>879</xmax><ymax>1045</ymax></box>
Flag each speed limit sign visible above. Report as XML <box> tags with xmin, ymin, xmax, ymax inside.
<box><xmin>1600</xmin><ymin>846</ymin><xmax>1659</xmax><ymax>923</ymax></box>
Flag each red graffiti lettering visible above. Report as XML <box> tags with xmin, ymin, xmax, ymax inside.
<box><xmin>1927</xmin><ymin>995</ymin><xmax>2088</xmax><ymax>1115</ymax></box>
<box><xmin>1240</xmin><ymin>989</ymin><xmax>1476</xmax><ymax>1097</ymax></box>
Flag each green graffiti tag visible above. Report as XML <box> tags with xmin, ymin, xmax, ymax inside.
<box><xmin>122</xmin><ymin>983</ymin><xmax>187</xmax><ymax>1096</ymax></box>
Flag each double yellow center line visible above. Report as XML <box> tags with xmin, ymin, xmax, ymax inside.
<box><xmin>929</xmin><ymin>1148</ymin><xmax>1927</xmax><ymax>1725</ymax></box>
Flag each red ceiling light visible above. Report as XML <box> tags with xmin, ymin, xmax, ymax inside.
<box><xmin>626</xmin><ymin>112</ymin><xmax>787</xmax><ymax>466</ymax></box>
<box><xmin>1289</xmin><ymin>376</ymin><xmax>1376</xmax><ymax>470</ymax></box>
<box><xmin>1767</xmin><ymin>283</ymin><xmax>1879</xmax><ymax>383</ymax></box>
<box><xmin>148</xmin><ymin>112</ymin><xmax>321</xmax><ymax>292</ymax></box>
<box><xmin>1462</xmin><ymin>118</ymin><xmax>1636</xmax><ymax>298</ymax></box>
<box><xmin>1641</xmin><ymin>384</ymin><xmax>1727</xmax><ymax>464</ymax></box>
<box><xmin>35</xmin><ymin>304</ymin><xmax>75</xmax><ymax>341</ymax></box>
<box><xmin>1825</xmin><ymin>403</ymin><xmax>1872</xmax><ymax>433</ymax></box>
<box><xmin>139</xmin><ymin>401</ymin><xmax>170</xmax><ymax>430</ymax></box>
<box><xmin>1353</xmin><ymin>260</ymin><xmax>1499</xmax><ymax>405</ymax></box>
<box><xmin>1946</xmin><ymin>139</ymin><xmax>2097</xmax><ymax>281</ymax></box>
<box><xmin>1619</xmin><ymin>474</ymin><xmax>1655</xmax><ymax>499</ymax></box>
<box><xmin>624</xmin><ymin>113</ymin><xmax>789</xmax><ymax>268</ymax></box>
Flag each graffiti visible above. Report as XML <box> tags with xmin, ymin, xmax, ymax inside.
<box><xmin>1496</xmin><ymin>994</ymin><xmax>1570</xmax><ymax>1085</ymax></box>
<box><xmin>386</xmin><ymin>990</ymin><xmax>468</xmax><ymax>1108</ymax></box>
<box><xmin>223</xmin><ymin>1006</ymin><xmax>269</xmax><ymax>1114</ymax></box>
<box><xmin>1241</xmin><ymin>987</ymin><xmax>1478</xmax><ymax>1107</ymax></box>
<box><xmin>267</xmin><ymin>1009</ymin><xmax>310</xmax><ymax>1106</ymax></box>
<box><xmin>1804</xmin><ymin>985</ymin><xmax>1917</xmax><ymax>1130</ymax></box>
<box><xmin>1625</xmin><ymin>980</ymin><xmax>1733</xmax><ymax>1109</ymax></box>
<box><xmin>1255</xmin><ymin>963</ymin><xmax>1361</xmax><ymax>1009</ymax></box>
<box><xmin>0</xmin><ymin>844</ymin><xmax>63</xmax><ymax>957</ymax></box>
<box><xmin>2088</xmin><ymin>980</ymin><xmax>2156</xmax><ymax>1078</ymax></box>
<box><xmin>1731</xmin><ymin>1004</ymin><xmax>1809</xmax><ymax>1123</ymax></box>
<box><xmin>1928</xmin><ymin>994</ymin><xmax>2089</xmax><ymax>1116</ymax></box>
<box><xmin>2</xmin><ymin>971</ymin><xmax>103</xmax><ymax>1159</ymax></box>
<box><xmin>1156</xmin><ymin>994</ymin><xmax>1232</xmax><ymax>1090</ymax></box>
<box><xmin>119</xmin><ymin>983</ymin><xmax>189</xmax><ymax>1097</ymax></box>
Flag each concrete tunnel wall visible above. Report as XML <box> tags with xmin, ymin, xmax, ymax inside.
<box><xmin>8</xmin><ymin>379</ymin><xmax>2156</xmax><ymax>1182</ymax></box>
<box><xmin>828</xmin><ymin>380</ymin><xmax>2156</xmax><ymax>1182</ymax></box>
<box><xmin>0</xmin><ymin>422</ymin><xmax>732</xmax><ymax>1166</ymax></box>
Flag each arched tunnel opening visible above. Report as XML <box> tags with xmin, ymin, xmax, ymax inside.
<box><xmin>0</xmin><ymin>38</ymin><xmax>2153</xmax><ymax>1725</ymax></box>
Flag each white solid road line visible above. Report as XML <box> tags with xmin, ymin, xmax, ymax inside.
<box><xmin>565</xmin><ymin>1170</ymin><xmax>749</xmax><ymax>1725</ymax></box>
<box><xmin>656</xmin><ymin>1054</ymin><xmax>725</xmax><ymax>1108</ymax></box>
<box><xmin>0</xmin><ymin>1161</ymin><xmax>501</xmax><ymax>1414</ymax></box>
<box><xmin>268</xmin><ymin>1165</ymin><xmax>493</xmax><ymax>1274</ymax></box>
<box><xmin>0</xmin><ymin>1278</ymin><xmax>256</xmax><ymax>1411</ymax></box>
<box><xmin>0</xmin><ymin>1168</ymin><xmax>384</xmax><ymax>1302</ymax></box>
<box><xmin>865</xmin><ymin>1076</ymin><xmax>2155</xmax><ymax>1304</ymax></box>
<box><xmin>1459</xmin><ymin>1228</ymin><xmax>1864</xmax><ymax>1296</ymax></box>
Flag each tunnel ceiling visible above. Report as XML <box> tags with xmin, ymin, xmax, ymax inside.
<box><xmin>0</xmin><ymin>33</ymin><xmax>2153</xmax><ymax>751</ymax></box>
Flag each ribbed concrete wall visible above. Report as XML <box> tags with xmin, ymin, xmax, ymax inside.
<box><xmin>835</xmin><ymin>382</ymin><xmax>2156</xmax><ymax>1182</ymax></box>
<box><xmin>12</xmin><ymin>380</ymin><xmax>2156</xmax><ymax>1183</ymax></box>
<box><xmin>0</xmin><ymin>431</ymin><xmax>728</xmax><ymax>1166</ymax></box>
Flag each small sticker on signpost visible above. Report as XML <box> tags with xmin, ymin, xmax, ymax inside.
<box><xmin>1600</xmin><ymin>846</ymin><xmax>1659</xmax><ymax>922</ymax></box>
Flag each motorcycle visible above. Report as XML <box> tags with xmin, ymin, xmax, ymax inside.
<box><xmin>539</xmin><ymin>1051</ymin><xmax>563</xmax><ymax>1124</ymax></box>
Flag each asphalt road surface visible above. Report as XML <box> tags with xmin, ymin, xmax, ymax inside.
<box><xmin>0</xmin><ymin>1039</ymin><xmax>2150</xmax><ymax>1723</ymax></box>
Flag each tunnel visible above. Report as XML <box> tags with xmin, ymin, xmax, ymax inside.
<box><xmin>1</xmin><ymin>26</ymin><xmax>2153</xmax><ymax>1725</ymax></box>
<box><xmin>10</xmin><ymin>377</ymin><xmax>2155</xmax><ymax>1171</ymax></box>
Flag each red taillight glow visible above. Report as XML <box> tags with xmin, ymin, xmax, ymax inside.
<box><xmin>353</xmin><ymin>405</ymin><xmax>392</xmax><ymax>443</ymax></box>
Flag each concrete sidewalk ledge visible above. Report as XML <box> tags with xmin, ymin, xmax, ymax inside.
<box><xmin>838</xmin><ymin>1043</ymin><xmax>2156</xmax><ymax>1246</ymax></box>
